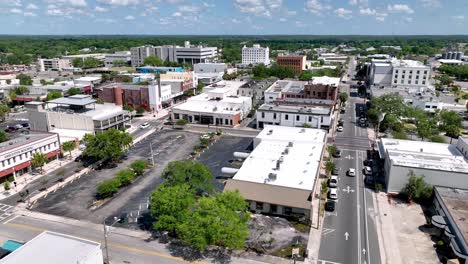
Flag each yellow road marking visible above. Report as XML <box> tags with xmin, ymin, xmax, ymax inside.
<box><xmin>5</xmin><ymin>222</ymin><xmax>205</xmax><ymax>264</ymax></box>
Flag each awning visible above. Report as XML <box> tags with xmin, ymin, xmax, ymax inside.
<box><xmin>45</xmin><ymin>150</ymin><xmax>59</xmax><ymax>159</ymax></box>
<box><xmin>445</xmin><ymin>226</ymin><xmax>455</xmax><ymax>238</ymax></box>
<box><xmin>432</xmin><ymin>215</ymin><xmax>447</xmax><ymax>228</ymax></box>
<box><xmin>0</xmin><ymin>168</ymin><xmax>14</xmax><ymax>178</ymax></box>
<box><xmin>450</xmin><ymin>239</ymin><xmax>468</xmax><ymax>260</ymax></box>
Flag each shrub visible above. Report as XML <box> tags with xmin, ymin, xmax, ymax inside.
<box><xmin>130</xmin><ymin>160</ymin><xmax>148</xmax><ymax>176</ymax></box>
<box><xmin>116</xmin><ymin>169</ymin><xmax>136</xmax><ymax>186</ymax></box>
<box><xmin>175</xmin><ymin>119</ymin><xmax>188</xmax><ymax>126</ymax></box>
<box><xmin>429</xmin><ymin>135</ymin><xmax>446</xmax><ymax>143</ymax></box>
<box><xmin>392</xmin><ymin>131</ymin><xmax>408</xmax><ymax>140</ymax></box>
<box><xmin>3</xmin><ymin>181</ymin><xmax>10</xmax><ymax>191</ymax></box>
<box><xmin>97</xmin><ymin>178</ymin><xmax>121</xmax><ymax>198</ymax></box>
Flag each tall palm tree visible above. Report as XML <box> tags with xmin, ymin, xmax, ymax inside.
<box><xmin>31</xmin><ymin>153</ymin><xmax>47</xmax><ymax>174</ymax></box>
<box><xmin>62</xmin><ymin>141</ymin><xmax>76</xmax><ymax>159</ymax></box>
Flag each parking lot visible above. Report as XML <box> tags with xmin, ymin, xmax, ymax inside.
<box><xmin>32</xmin><ymin>130</ymin><xmax>200</xmax><ymax>227</ymax></box>
<box><xmin>196</xmin><ymin>136</ymin><xmax>253</xmax><ymax>191</ymax></box>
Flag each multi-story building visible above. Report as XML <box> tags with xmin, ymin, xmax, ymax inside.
<box><xmin>26</xmin><ymin>95</ymin><xmax>130</xmax><ymax>139</ymax></box>
<box><xmin>194</xmin><ymin>63</ymin><xmax>226</xmax><ymax>85</ymax></box>
<box><xmin>171</xmin><ymin>81</ymin><xmax>251</xmax><ymax>127</ymax></box>
<box><xmin>37</xmin><ymin>58</ymin><xmax>71</xmax><ymax>72</ymax></box>
<box><xmin>264</xmin><ymin>78</ymin><xmax>340</xmax><ymax>104</ymax></box>
<box><xmin>224</xmin><ymin>125</ymin><xmax>326</xmax><ymax>221</ymax></box>
<box><xmin>160</xmin><ymin>71</ymin><xmax>196</xmax><ymax>88</ymax></box>
<box><xmin>135</xmin><ymin>66</ymin><xmax>183</xmax><ymax>74</ymax></box>
<box><xmin>130</xmin><ymin>45</ymin><xmax>156</xmax><ymax>67</ymax></box>
<box><xmin>276</xmin><ymin>55</ymin><xmax>306</xmax><ymax>75</ymax></box>
<box><xmin>256</xmin><ymin>104</ymin><xmax>332</xmax><ymax>129</ymax></box>
<box><xmin>0</xmin><ymin>130</ymin><xmax>60</xmax><ymax>181</ymax></box>
<box><xmin>369</xmin><ymin>58</ymin><xmax>431</xmax><ymax>88</ymax></box>
<box><xmin>242</xmin><ymin>44</ymin><xmax>270</xmax><ymax>66</ymax></box>
<box><xmin>175</xmin><ymin>41</ymin><xmax>217</xmax><ymax>64</ymax></box>
<box><xmin>378</xmin><ymin>137</ymin><xmax>468</xmax><ymax>193</ymax></box>
<box><xmin>237</xmin><ymin>80</ymin><xmax>274</xmax><ymax>106</ymax></box>
<box><xmin>104</xmin><ymin>51</ymin><xmax>131</xmax><ymax>68</ymax></box>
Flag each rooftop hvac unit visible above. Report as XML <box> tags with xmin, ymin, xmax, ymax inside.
<box><xmin>276</xmin><ymin>160</ymin><xmax>281</xmax><ymax>170</ymax></box>
<box><xmin>300</xmin><ymin>128</ymin><xmax>306</xmax><ymax>133</ymax></box>
<box><xmin>279</xmin><ymin>156</ymin><xmax>284</xmax><ymax>163</ymax></box>
<box><xmin>288</xmin><ymin>141</ymin><xmax>293</xmax><ymax>147</ymax></box>
<box><xmin>267</xmin><ymin>129</ymin><xmax>273</xmax><ymax>135</ymax></box>
<box><xmin>268</xmin><ymin>173</ymin><xmax>277</xmax><ymax>181</ymax></box>
<box><xmin>282</xmin><ymin>147</ymin><xmax>289</xmax><ymax>155</ymax></box>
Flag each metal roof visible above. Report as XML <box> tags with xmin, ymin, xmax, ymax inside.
<box><xmin>47</xmin><ymin>95</ymin><xmax>96</xmax><ymax>106</ymax></box>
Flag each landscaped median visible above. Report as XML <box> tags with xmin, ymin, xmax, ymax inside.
<box><xmin>96</xmin><ymin>160</ymin><xmax>149</xmax><ymax>199</ymax></box>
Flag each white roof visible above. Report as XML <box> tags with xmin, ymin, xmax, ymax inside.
<box><xmin>0</xmin><ymin>231</ymin><xmax>101</xmax><ymax>264</ymax></box>
<box><xmin>50</xmin><ymin>128</ymin><xmax>92</xmax><ymax>141</ymax></box>
<box><xmin>311</xmin><ymin>76</ymin><xmax>340</xmax><ymax>86</ymax></box>
<box><xmin>173</xmin><ymin>93</ymin><xmax>250</xmax><ymax>115</ymax></box>
<box><xmin>438</xmin><ymin>59</ymin><xmax>463</xmax><ymax>64</ymax></box>
<box><xmin>233</xmin><ymin>127</ymin><xmax>325</xmax><ymax>190</ymax></box>
<box><xmin>380</xmin><ymin>138</ymin><xmax>468</xmax><ymax>173</ymax></box>
<box><xmin>392</xmin><ymin>59</ymin><xmax>427</xmax><ymax>68</ymax></box>
<box><xmin>75</xmin><ymin>76</ymin><xmax>101</xmax><ymax>82</ymax></box>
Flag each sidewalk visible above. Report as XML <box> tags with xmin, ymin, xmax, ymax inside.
<box><xmin>0</xmin><ymin>149</ymin><xmax>81</xmax><ymax>200</ymax></box>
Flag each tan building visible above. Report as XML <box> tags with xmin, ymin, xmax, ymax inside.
<box><xmin>276</xmin><ymin>55</ymin><xmax>306</xmax><ymax>75</ymax></box>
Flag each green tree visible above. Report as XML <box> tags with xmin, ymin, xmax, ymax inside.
<box><xmin>0</xmin><ymin>104</ymin><xmax>10</xmax><ymax>121</ymax></box>
<box><xmin>417</xmin><ymin>119</ymin><xmax>436</xmax><ymax>141</ymax></box>
<box><xmin>162</xmin><ymin>160</ymin><xmax>214</xmax><ymax>194</ymax></box>
<box><xmin>130</xmin><ymin>160</ymin><xmax>148</xmax><ymax>176</ymax></box>
<box><xmin>325</xmin><ymin>161</ymin><xmax>336</xmax><ymax>176</ymax></box>
<box><xmin>328</xmin><ymin>145</ymin><xmax>337</xmax><ymax>157</ymax></box>
<box><xmin>144</xmin><ymin>56</ymin><xmax>164</xmax><ymax>66</ymax></box>
<box><xmin>82</xmin><ymin>128</ymin><xmax>133</xmax><ymax>163</ymax></box>
<box><xmin>175</xmin><ymin>119</ymin><xmax>188</xmax><ymax>126</ymax></box>
<box><xmin>46</xmin><ymin>90</ymin><xmax>62</xmax><ymax>101</ymax></box>
<box><xmin>123</xmin><ymin>105</ymin><xmax>134</xmax><ymax>112</ymax></box>
<box><xmin>196</xmin><ymin>81</ymin><xmax>205</xmax><ymax>93</ymax></box>
<box><xmin>339</xmin><ymin>92</ymin><xmax>348</xmax><ymax>105</ymax></box>
<box><xmin>435</xmin><ymin>74</ymin><xmax>453</xmax><ymax>86</ymax></box>
<box><xmin>67</xmin><ymin>87</ymin><xmax>82</xmax><ymax>96</ymax></box>
<box><xmin>97</xmin><ymin>178</ymin><xmax>121</xmax><ymax>198</ymax></box>
<box><xmin>0</xmin><ymin>131</ymin><xmax>8</xmax><ymax>143</ymax></box>
<box><xmin>31</xmin><ymin>153</ymin><xmax>47</xmax><ymax>173</ymax></box>
<box><xmin>438</xmin><ymin>110</ymin><xmax>462</xmax><ymax>132</ymax></box>
<box><xmin>84</xmin><ymin>58</ymin><xmax>102</xmax><ymax>69</ymax></box>
<box><xmin>299</xmin><ymin>70</ymin><xmax>313</xmax><ymax>81</ymax></box>
<box><xmin>112</xmin><ymin>59</ymin><xmax>127</xmax><ymax>67</ymax></box>
<box><xmin>150</xmin><ymin>183</ymin><xmax>196</xmax><ymax>234</ymax></box>
<box><xmin>402</xmin><ymin>170</ymin><xmax>433</xmax><ymax>203</ymax></box>
<box><xmin>445</xmin><ymin>125</ymin><xmax>460</xmax><ymax>142</ymax></box>
<box><xmin>17</xmin><ymin>74</ymin><xmax>32</xmax><ymax>85</ymax></box>
<box><xmin>116</xmin><ymin>169</ymin><xmax>136</xmax><ymax>186</ymax></box>
<box><xmin>61</xmin><ymin>141</ymin><xmax>75</xmax><ymax>159</ymax></box>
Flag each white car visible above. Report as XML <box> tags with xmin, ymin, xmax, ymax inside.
<box><xmin>139</xmin><ymin>122</ymin><xmax>150</xmax><ymax>129</ymax></box>
<box><xmin>200</xmin><ymin>134</ymin><xmax>211</xmax><ymax>140</ymax></box>
<box><xmin>347</xmin><ymin>168</ymin><xmax>356</xmax><ymax>177</ymax></box>
<box><xmin>337</xmin><ymin>126</ymin><xmax>344</xmax><ymax>132</ymax></box>
<box><xmin>328</xmin><ymin>188</ymin><xmax>338</xmax><ymax>200</ymax></box>
<box><xmin>364</xmin><ymin>166</ymin><xmax>372</xmax><ymax>175</ymax></box>
<box><xmin>329</xmin><ymin>176</ymin><xmax>338</xmax><ymax>188</ymax></box>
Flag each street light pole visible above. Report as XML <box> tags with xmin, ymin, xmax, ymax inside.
<box><xmin>150</xmin><ymin>142</ymin><xmax>155</xmax><ymax>166</ymax></box>
<box><xmin>103</xmin><ymin>217</ymin><xmax>120</xmax><ymax>264</ymax></box>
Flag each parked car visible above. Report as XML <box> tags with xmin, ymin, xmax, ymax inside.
<box><xmin>347</xmin><ymin>168</ymin><xmax>356</xmax><ymax>177</ymax></box>
<box><xmin>139</xmin><ymin>122</ymin><xmax>150</xmax><ymax>129</ymax></box>
<box><xmin>338</xmin><ymin>119</ymin><xmax>344</xmax><ymax>126</ymax></box>
<box><xmin>328</xmin><ymin>189</ymin><xmax>338</xmax><ymax>200</ymax></box>
<box><xmin>364</xmin><ymin>166</ymin><xmax>372</xmax><ymax>175</ymax></box>
<box><xmin>332</xmin><ymin>168</ymin><xmax>340</xmax><ymax>175</ymax></box>
<box><xmin>363</xmin><ymin>159</ymin><xmax>373</xmax><ymax>166</ymax></box>
<box><xmin>337</xmin><ymin>126</ymin><xmax>344</xmax><ymax>132</ymax></box>
<box><xmin>340</xmin><ymin>108</ymin><xmax>346</xmax><ymax>114</ymax></box>
<box><xmin>200</xmin><ymin>134</ymin><xmax>211</xmax><ymax>140</ymax></box>
<box><xmin>332</xmin><ymin>149</ymin><xmax>342</xmax><ymax>158</ymax></box>
<box><xmin>329</xmin><ymin>176</ymin><xmax>338</xmax><ymax>188</ymax></box>
<box><xmin>325</xmin><ymin>200</ymin><xmax>336</xmax><ymax>212</ymax></box>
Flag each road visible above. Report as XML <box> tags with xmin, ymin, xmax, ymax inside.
<box><xmin>318</xmin><ymin>57</ymin><xmax>381</xmax><ymax>264</ymax></box>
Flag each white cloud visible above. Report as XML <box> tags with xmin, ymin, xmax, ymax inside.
<box><xmin>404</xmin><ymin>17</ymin><xmax>413</xmax><ymax>23</ymax></box>
<box><xmin>375</xmin><ymin>16</ymin><xmax>385</xmax><ymax>22</ymax></box>
<box><xmin>124</xmin><ymin>15</ymin><xmax>134</xmax><ymax>20</ymax></box>
<box><xmin>231</xmin><ymin>18</ymin><xmax>241</xmax><ymax>23</ymax></box>
<box><xmin>44</xmin><ymin>0</ymin><xmax>88</xmax><ymax>7</ymax></box>
<box><xmin>26</xmin><ymin>3</ymin><xmax>38</xmax><ymax>9</ymax></box>
<box><xmin>234</xmin><ymin>0</ymin><xmax>282</xmax><ymax>17</ymax></box>
<box><xmin>387</xmin><ymin>4</ymin><xmax>414</xmax><ymax>14</ymax></box>
<box><xmin>419</xmin><ymin>0</ymin><xmax>441</xmax><ymax>8</ymax></box>
<box><xmin>10</xmin><ymin>8</ymin><xmax>22</xmax><ymax>14</ymax></box>
<box><xmin>295</xmin><ymin>21</ymin><xmax>305</xmax><ymax>27</ymax></box>
<box><xmin>166</xmin><ymin>0</ymin><xmax>184</xmax><ymax>3</ymax></box>
<box><xmin>305</xmin><ymin>0</ymin><xmax>332</xmax><ymax>15</ymax></box>
<box><xmin>46</xmin><ymin>8</ymin><xmax>65</xmax><ymax>16</ymax></box>
<box><xmin>279</xmin><ymin>17</ymin><xmax>287</xmax><ymax>22</ymax></box>
<box><xmin>178</xmin><ymin>5</ymin><xmax>200</xmax><ymax>13</ymax></box>
<box><xmin>95</xmin><ymin>18</ymin><xmax>116</xmax><ymax>23</ymax></box>
<box><xmin>359</xmin><ymin>7</ymin><xmax>375</xmax><ymax>15</ymax></box>
<box><xmin>172</xmin><ymin>11</ymin><xmax>182</xmax><ymax>17</ymax></box>
<box><xmin>97</xmin><ymin>0</ymin><xmax>139</xmax><ymax>6</ymax></box>
<box><xmin>452</xmin><ymin>15</ymin><xmax>465</xmax><ymax>21</ymax></box>
<box><xmin>349</xmin><ymin>0</ymin><xmax>368</xmax><ymax>6</ymax></box>
<box><xmin>0</xmin><ymin>0</ymin><xmax>22</xmax><ymax>7</ymax></box>
<box><xmin>95</xmin><ymin>6</ymin><xmax>108</xmax><ymax>12</ymax></box>
<box><xmin>334</xmin><ymin>7</ymin><xmax>352</xmax><ymax>19</ymax></box>
<box><xmin>24</xmin><ymin>11</ymin><xmax>36</xmax><ymax>16</ymax></box>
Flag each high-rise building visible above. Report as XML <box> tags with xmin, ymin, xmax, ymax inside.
<box><xmin>368</xmin><ymin>58</ymin><xmax>431</xmax><ymax>88</ymax></box>
<box><xmin>276</xmin><ymin>55</ymin><xmax>306</xmax><ymax>75</ymax></box>
<box><xmin>242</xmin><ymin>44</ymin><xmax>270</xmax><ymax>66</ymax></box>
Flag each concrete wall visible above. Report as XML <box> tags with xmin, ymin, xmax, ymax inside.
<box><xmin>248</xmin><ymin>201</ymin><xmax>310</xmax><ymax>220</ymax></box>
<box><xmin>257</xmin><ymin>111</ymin><xmax>331</xmax><ymax>129</ymax></box>
<box><xmin>457</xmin><ymin>137</ymin><xmax>468</xmax><ymax>158</ymax></box>
<box><xmin>46</xmin><ymin>112</ymin><xmax>94</xmax><ymax>132</ymax></box>
<box><xmin>27</xmin><ymin>111</ymin><xmax>49</xmax><ymax>131</ymax></box>
<box><xmin>386</xmin><ymin>161</ymin><xmax>468</xmax><ymax>193</ymax></box>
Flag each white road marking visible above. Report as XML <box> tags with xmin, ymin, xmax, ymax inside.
<box><xmin>344</xmin><ymin>232</ymin><xmax>349</xmax><ymax>241</ymax></box>
<box><xmin>3</xmin><ymin>214</ymin><xmax>19</xmax><ymax>224</ymax></box>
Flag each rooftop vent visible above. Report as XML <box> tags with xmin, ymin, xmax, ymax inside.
<box><xmin>288</xmin><ymin>141</ymin><xmax>293</xmax><ymax>147</ymax></box>
<box><xmin>267</xmin><ymin>129</ymin><xmax>273</xmax><ymax>135</ymax></box>
<box><xmin>268</xmin><ymin>173</ymin><xmax>277</xmax><ymax>181</ymax></box>
<box><xmin>276</xmin><ymin>160</ymin><xmax>281</xmax><ymax>170</ymax></box>
<box><xmin>300</xmin><ymin>128</ymin><xmax>305</xmax><ymax>133</ymax></box>
<box><xmin>282</xmin><ymin>147</ymin><xmax>289</xmax><ymax>155</ymax></box>
<box><xmin>420</xmin><ymin>148</ymin><xmax>423</xmax><ymax>152</ymax></box>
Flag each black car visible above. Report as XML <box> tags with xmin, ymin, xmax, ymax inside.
<box><xmin>332</xmin><ymin>149</ymin><xmax>342</xmax><ymax>158</ymax></box>
<box><xmin>325</xmin><ymin>201</ymin><xmax>336</xmax><ymax>212</ymax></box>
<box><xmin>338</xmin><ymin>119</ymin><xmax>344</xmax><ymax>126</ymax></box>
<box><xmin>331</xmin><ymin>168</ymin><xmax>340</xmax><ymax>175</ymax></box>
<box><xmin>363</xmin><ymin>159</ymin><xmax>373</xmax><ymax>166</ymax></box>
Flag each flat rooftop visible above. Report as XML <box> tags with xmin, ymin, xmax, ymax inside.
<box><xmin>257</xmin><ymin>125</ymin><xmax>327</xmax><ymax>143</ymax></box>
<box><xmin>173</xmin><ymin>93</ymin><xmax>251</xmax><ymax>115</ymax></box>
<box><xmin>436</xmin><ymin>186</ymin><xmax>468</xmax><ymax>248</ymax></box>
<box><xmin>0</xmin><ymin>231</ymin><xmax>101</xmax><ymax>264</ymax></box>
<box><xmin>0</xmin><ymin>130</ymin><xmax>57</xmax><ymax>154</ymax></box>
<box><xmin>232</xmin><ymin>137</ymin><xmax>324</xmax><ymax>191</ymax></box>
<box><xmin>47</xmin><ymin>95</ymin><xmax>96</xmax><ymax>106</ymax></box>
<box><xmin>379</xmin><ymin>138</ymin><xmax>468</xmax><ymax>173</ymax></box>
<box><xmin>311</xmin><ymin>76</ymin><xmax>340</xmax><ymax>86</ymax></box>
<box><xmin>258</xmin><ymin>103</ymin><xmax>331</xmax><ymax>115</ymax></box>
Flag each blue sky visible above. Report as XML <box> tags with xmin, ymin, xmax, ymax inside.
<box><xmin>0</xmin><ymin>0</ymin><xmax>467</xmax><ymax>35</ymax></box>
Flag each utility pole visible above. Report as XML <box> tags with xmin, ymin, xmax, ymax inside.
<box><xmin>149</xmin><ymin>142</ymin><xmax>155</xmax><ymax>166</ymax></box>
<box><xmin>103</xmin><ymin>217</ymin><xmax>120</xmax><ymax>264</ymax></box>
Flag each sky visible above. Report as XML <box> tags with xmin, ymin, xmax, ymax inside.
<box><xmin>0</xmin><ymin>0</ymin><xmax>467</xmax><ymax>35</ymax></box>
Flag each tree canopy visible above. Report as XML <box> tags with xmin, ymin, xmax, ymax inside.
<box><xmin>46</xmin><ymin>90</ymin><xmax>62</xmax><ymax>101</ymax></box>
<box><xmin>252</xmin><ymin>63</ymin><xmax>295</xmax><ymax>80</ymax></box>
<box><xmin>402</xmin><ymin>170</ymin><xmax>433</xmax><ymax>203</ymax></box>
<box><xmin>82</xmin><ymin>129</ymin><xmax>133</xmax><ymax>163</ymax></box>
<box><xmin>67</xmin><ymin>87</ymin><xmax>82</xmax><ymax>96</ymax></box>
<box><xmin>143</xmin><ymin>56</ymin><xmax>164</xmax><ymax>66</ymax></box>
<box><xmin>162</xmin><ymin>160</ymin><xmax>214</xmax><ymax>194</ymax></box>
<box><xmin>17</xmin><ymin>74</ymin><xmax>32</xmax><ymax>85</ymax></box>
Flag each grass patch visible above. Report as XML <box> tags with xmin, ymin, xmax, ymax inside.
<box><xmin>290</xmin><ymin>221</ymin><xmax>310</xmax><ymax>233</ymax></box>
<box><xmin>392</xmin><ymin>131</ymin><xmax>409</xmax><ymax>140</ymax></box>
<box><xmin>429</xmin><ymin>135</ymin><xmax>446</xmax><ymax>143</ymax></box>
<box><xmin>272</xmin><ymin>243</ymin><xmax>306</xmax><ymax>258</ymax></box>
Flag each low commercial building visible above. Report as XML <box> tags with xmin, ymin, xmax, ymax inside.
<box><xmin>171</xmin><ymin>81</ymin><xmax>251</xmax><ymax>127</ymax></box>
<box><xmin>432</xmin><ymin>187</ymin><xmax>468</xmax><ymax>262</ymax></box>
<box><xmin>0</xmin><ymin>231</ymin><xmax>103</xmax><ymax>264</ymax></box>
<box><xmin>264</xmin><ymin>78</ymin><xmax>339</xmax><ymax>104</ymax></box>
<box><xmin>194</xmin><ymin>63</ymin><xmax>226</xmax><ymax>85</ymax></box>
<box><xmin>242</xmin><ymin>44</ymin><xmax>270</xmax><ymax>66</ymax></box>
<box><xmin>104</xmin><ymin>51</ymin><xmax>131</xmax><ymax>67</ymax></box>
<box><xmin>378</xmin><ymin>137</ymin><xmax>468</xmax><ymax>193</ymax></box>
<box><xmin>276</xmin><ymin>55</ymin><xmax>306</xmax><ymax>75</ymax></box>
<box><xmin>62</xmin><ymin>53</ymin><xmax>106</xmax><ymax>61</ymax></box>
<box><xmin>224</xmin><ymin>125</ymin><xmax>326</xmax><ymax>221</ymax></box>
<box><xmin>136</xmin><ymin>66</ymin><xmax>183</xmax><ymax>74</ymax></box>
<box><xmin>175</xmin><ymin>41</ymin><xmax>217</xmax><ymax>64</ymax></box>
<box><xmin>74</xmin><ymin>76</ymin><xmax>102</xmax><ymax>88</ymax></box>
<box><xmin>237</xmin><ymin>80</ymin><xmax>274</xmax><ymax>106</ymax></box>
<box><xmin>26</xmin><ymin>95</ymin><xmax>130</xmax><ymax>140</ymax></box>
<box><xmin>37</xmin><ymin>58</ymin><xmax>71</xmax><ymax>72</ymax></box>
<box><xmin>0</xmin><ymin>130</ymin><xmax>60</xmax><ymax>181</ymax></box>
<box><xmin>369</xmin><ymin>58</ymin><xmax>431</xmax><ymax>88</ymax></box>
<box><xmin>160</xmin><ymin>71</ymin><xmax>196</xmax><ymax>87</ymax></box>
<box><xmin>256</xmin><ymin>104</ymin><xmax>332</xmax><ymax>129</ymax></box>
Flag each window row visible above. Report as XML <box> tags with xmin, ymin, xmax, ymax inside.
<box><xmin>1</xmin><ymin>142</ymin><xmax>56</xmax><ymax>168</ymax></box>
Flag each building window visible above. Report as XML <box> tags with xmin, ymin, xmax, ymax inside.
<box><xmin>424</xmin><ymin>70</ymin><xmax>428</xmax><ymax>74</ymax></box>
<box><xmin>409</xmin><ymin>70</ymin><xmax>413</xmax><ymax>74</ymax></box>
<box><xmin>395</xmin><ymin>70</ymin><xmax>399</xmax><ymax>73</ymax></box>
<box><xmin>402</xmin><ymin>75</ymin><xmax>405</xmax><ymax>79</ymax></box>
<box><xmin>174</xmin><ymin>113</ymin><xmax>180</xmax><ymax>119</ymax></box>
<box><xmin>230</xmin><ymin>120</ymin><xmax>233</xmax><ymax>126</ymax></box>
<box><xmin>308</xmin><ymin>116</ymin><xmax>312</xmax><ymax>122</ymax></box>
<box><xmin>394</xmin><ymin>80</ymin><xmax>397</xmax><ymax>84</ymax></box>
<box><xmin>261</xmin><ymin>112</ymin><xmax>265</xmax><ymax>118</ymax></box>
<box><xmin>415</xmin><ymin>80</ymin><xmax>419</xmax><ymax>84</ymax></box>
<box><xmin>409</xmin><ymin>75</ymin><xmax>412</xmax><ymax>79</ymax></box>
<box><xmin>296</xmin><ymin>115</ymin><xmax>300</xmax><ymax>121</ymax></box>
<box><xmin>284</xmin><ymin>207</ymin><xmax>292</xmax><ymax>215</ymax></box>
<box><xmin>273</xmin><ymin>113</ymin><xmax>277</xmax><ymax>119</ymax></box>
<box><xmin>408</xmin><ymin>80</ymin><xmax>411</xmax><ymax>84</ymax></box>
<box><xmin>402</xmin><ymin>70</ymin><xmax>406</xmax><ymax>74</ymax></box>
<box><xmin>270</xmin><ymin>204</ymin><xmax>277</xmax><ymax>214</ymax></box>
<box><xmin>285</xmin><ymin>114</ymin><xmax>289</xmax><ymax>120</ymax></box>
<box><xmin>256</xmin><ymin>202</ymin><xmax>264</xmax><ymax>211</ymax></box>
<box><xmin>422</xmin><ymin>80</ymin><xmax>426</xmax><ymax>85</ymax></box>
<box><xmin>394</xmin><ymin>75</ymin><xmax>397</xmax><ymax>79</ymax></box>
<box><xmin>417</xmin><ymin>70</ymin><xmax>420</xmax><ymax>74</ymax></box>
<box><xmin>416</xmin><ymin>75</ymin><xmax>419</xmax><ymax>79</ymax></box>
<box><xmin>401</xmin><ymin>80</ymin><xmax>404</xmax><ymax>84</ymax></box>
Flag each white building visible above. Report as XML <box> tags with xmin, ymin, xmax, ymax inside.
<box><xmin>256</xmin><ymin>104</ymin><xmax>332</xmax><ymax>129</ymax></box>
<box><xmin>62</xmin><ymin>53</ymin><xmax>106</xmax><ymax>61</ymax></box>
<box><xmin>104</xmin><ymin>51</ymin><xmax>131</xmax><ymax>67</ymax></box>
<box><xmin>148</xmin><ymin>83</ymin><xmax>173</xmax><ymax>112</ymax></box>
<box><xmin>74</xmin><ymin>76</ymin><xmax>102</xmax><ymax>88</ymax></box>
<box><xmin>175</xmin><ymin>41</ymin><xmax>217</xmax><ymax>64</ymax></box>
<box><xmin>0</xmin><ymin>131</ymin><xmax>60</xmax><ymax>181</ymax></box>
<box><xmin>369</xmin><ymin>58</ymin><xmax>431</xmax><ymax>88</ymax></box>
<box><xmin>37</xmin><ymin>58</ymin><xmax>71</xmax><ymax>72</ymax></box>
<box><xmin>242</xmin><ymin>44</ymin><xmax>270</xmax><ymax>66</ymax></box>
<box><xmin>224</xmin><ymin>125</ymin><xmax>326</xmax><ymax>220</ymax></box>
<box><xmin>194</xmin><ymin>63</ymin><xmax>226</xmax><ymax>84</ymax></box>
<box><xmin>378</xmin><ymin>137</ymin><xmax>468</xmax><ymax>193</ymax></box>
<box><xmin>171</xmin><ymin>81</ymin><xmax>251</xmax><ymax>127</ymax></box>
<box><xmin>0</xmin><ymin>231</ymin><xmax>103</xmax><ymax>264</ymax></box>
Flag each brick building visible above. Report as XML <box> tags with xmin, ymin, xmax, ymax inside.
<box><xmin>96</xmin><ymin>84</ymin><xmax>150</xmax><ymax>111</ymax></box>
<box><xmin>276</xmin><ymin>55</ymin><xmax>306</xmax><ymax>75</ymax></box>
